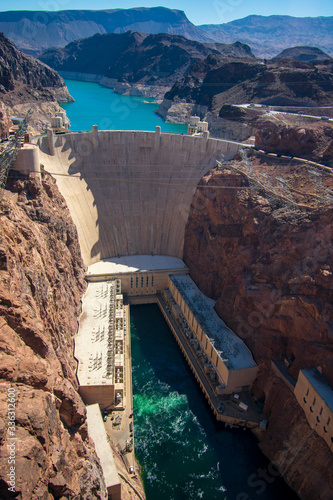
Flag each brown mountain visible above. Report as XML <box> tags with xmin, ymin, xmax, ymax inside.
<box><xmin>0</xmin><ymin>32</ymin><xmax>72</xmax><ymax>138</ymax></box>
<box><xmin>39</xmin><ymin>31</ymin><xmax>254</xmax><ymax>94</ymax></box>
<box><xmin>0</xmin><ymin>32</ymin><xmax>70</xmax><ymax>101</ymax></box>
<box><xmin>162</xmin><ymin>55</ymin><xmax>333</xmax><ymax>111</ymax></box>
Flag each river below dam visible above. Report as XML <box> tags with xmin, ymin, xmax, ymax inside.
<box><xmin>61</xmin><ymin>79</ymin><xmax>187</xmax><ymax>133</ymax></box>
<box><xmin>130</xmin><ymin>304</ymin><xmax>299</xmax><ymax>500</ymax></box>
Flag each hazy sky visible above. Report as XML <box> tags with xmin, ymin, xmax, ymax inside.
<box><xmin>1</xmin><ymin>0</ymin><xmax>332</xmax><ymax>25</ymax></box>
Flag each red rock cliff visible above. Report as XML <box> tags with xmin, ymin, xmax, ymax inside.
<box><xmin>183</xmin><ymin>152</ymin><xmax>333</xmax><ymax>499</ymax></box>
<box><xmin>255</xmin><ymin>118</ymin><xmax>333</xmax><ymax>167</ymax></box>
<box><xmin>0</xmin><ymin>172</ymin><xmax>107</xmax><ymax>499</ymax></box>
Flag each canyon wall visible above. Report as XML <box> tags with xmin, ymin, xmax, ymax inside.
<box><xmin>255</xmin><ymin>118</ymin><xmax>333</xmax><ymax>167</ymax></box>
<box><xmin>0</xmin><ymin>32</ymin><xmax>73</xmax><ymax>138</ymax></box>
<box><xmin>254</xmin><ymin>370</ymin><xmax>333</xmax><ymax>500</ymax></box>
<box><xmin>0</xmin><ymin>172</ymin><xmax>108</xmax><ymax>499</ymax></box>
<box><xmin>183</xmin><ymin>154</ymin><xmax>333</xmax><ymax>499</ymax></box>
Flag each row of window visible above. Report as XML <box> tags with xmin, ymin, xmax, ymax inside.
<box><xmin>130</xmin><ymin>275</ymin><xmax>155</xmax><ymax>288</ymax></box>
<box><xmin>303</xmin><ymin>397</ymin><xmax>331</xmax><ymax>427</ymax></box>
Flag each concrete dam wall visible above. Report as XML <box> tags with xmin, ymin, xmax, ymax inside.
<box><xmin>37</xmin><ymin>129</ymin><xmax>243</xmax><ymax>266</ymax></box>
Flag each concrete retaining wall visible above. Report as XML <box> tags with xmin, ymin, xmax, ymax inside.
<box><xmin>37</xmin><ymin>129</ymin><xmax>244</xmax><ymax>265</ymax></box>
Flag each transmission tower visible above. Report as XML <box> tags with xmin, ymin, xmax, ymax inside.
<box><xmin>0</xmin><ymin>109</ymin><xmax>33</xmax><ymax>201</ymax></box>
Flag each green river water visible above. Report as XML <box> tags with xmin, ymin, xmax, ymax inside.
<box><xmin>131</xmin><ymin>304</ymin><xmax>299</xmax><ymax>500</ymax></box>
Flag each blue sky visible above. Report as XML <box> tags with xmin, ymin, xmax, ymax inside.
<box><xmin>0</xmin><ymin>0</ymin><xmax>332</xmax><ymax>25</ymax></box>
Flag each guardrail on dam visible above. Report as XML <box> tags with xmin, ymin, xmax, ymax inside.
<box><xmin>37</xmin><ymin>128</ymin><xmax>244</xmax><ymax>266</ymax></box>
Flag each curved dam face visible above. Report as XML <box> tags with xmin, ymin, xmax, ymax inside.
<box><xmin>37</xmin><ymin>130</ymin><xmax>243</xmax><ymax>265</ymax></box>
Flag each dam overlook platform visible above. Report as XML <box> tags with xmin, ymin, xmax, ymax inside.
<box><xmin>36</xmin><ymin>127</ymin><xmax>244</xmax><ymax>266</ymax></box>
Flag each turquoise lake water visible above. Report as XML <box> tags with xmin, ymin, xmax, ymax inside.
<box><xmin>61</xmin><ymin>79</ymin><xmax>187</xmax><ymax>133</ymax></box>
<box><xmin>131</xmin><ymin>304</ymin><xmax>299</xmax><ymax>500</ymax></box>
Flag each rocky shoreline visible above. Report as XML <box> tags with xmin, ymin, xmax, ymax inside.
<box><xmin>0</xmin><ymin>33</ymin><xmax>74</xmax><ymax>138</ymax></box>
<box><xmin>59</xmin><ymin>71</ymin><xmax>170</xmax><ymax>100</ymax></box>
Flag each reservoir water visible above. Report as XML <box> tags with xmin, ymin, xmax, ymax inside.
<box><xmin>131</xmin><ymin>304</ymin><xmax>299</xmax><ymax>500</ymax></box>
<box><xmin>61</xmin><ymin>79</ymin><xmax>188</xmax><ymax>133</ymax></box>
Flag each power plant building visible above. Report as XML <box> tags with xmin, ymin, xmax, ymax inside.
<box><xmin>75</xmin><ymin>279</ymin><xmax>125</xmax><ymax>410</ymax></box>
<box><xmin>86</xmin><ymin>255</ymin><xmax>189</xmax><ymax>294</ymax></box>
<box><xmin>166</xmin><ymin>274</ymin><xmax>258</xmax><ymax>395</ymax></box>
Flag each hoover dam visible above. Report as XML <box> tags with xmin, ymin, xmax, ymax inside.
<box><xmin>8</xmin><ymin>127</ymin><xmax>333</xmax><ymax>499</ymax></box>
<box><xmin>36</xmin><ymin>127</ymin><xmax>243</xmax><ymax>264</ymax></box>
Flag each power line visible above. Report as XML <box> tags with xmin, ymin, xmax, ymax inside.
<box><xmin>7</xmin><ymin>169</ymin><xmax>244</xmax><ymax>189</ymax></box>
<box><xmin>6</xmin><ymin>167</ymin><xmax>333</xmax><ymax>206</ymax></box>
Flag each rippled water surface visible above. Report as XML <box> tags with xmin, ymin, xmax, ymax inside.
<box><xmin>130</xmin><ymin>304</ymin><xmax>299</xmax><ymax>500</ymax></box>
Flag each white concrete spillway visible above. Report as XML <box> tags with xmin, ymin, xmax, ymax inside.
<box><xmin>37</xmin><ymin>129</ymin><xmax>244</xmax><ymax>266</ymax></box>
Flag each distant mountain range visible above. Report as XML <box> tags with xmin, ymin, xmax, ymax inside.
<box><xmin>38</xmin><ymin>26</ymin><xmax>333</xmax><ymax>112</ymax></box>
<box><xmin>0</xmin><ymin>8</ymin><xmax>332</xmax><ymax>59</ymax></box>
<box><xmin>200</xmin><ymin>15</ymin><xmax>333</xmax><ymax>58</ymax></box>
<box><xmin>0</xmin><ymin>7</ymin><xmax>214</xmax><ymax>56</ymax></box>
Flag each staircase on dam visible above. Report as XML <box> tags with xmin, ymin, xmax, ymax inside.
<box><xmin>36</xmin><ymin>127</ymin><xmax>244</xmax><ymax>266</ymax></box>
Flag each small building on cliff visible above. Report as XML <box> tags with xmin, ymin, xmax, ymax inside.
<box><xmin>294</xmin><ymin>368</ymin><xmax>333</xmax><ymax>452</ymax></box>
<box><xmin>187</xmin><ymin>115</ymin><xmax>209</xmax><ymax>137</ymax></box>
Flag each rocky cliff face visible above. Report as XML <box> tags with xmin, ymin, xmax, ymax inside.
<box><xmin>0</xmin><ymin>33</ymin><xmax>73</xmax><ymax>138</ymax></box>
<box><xmin>183</xmin><ymin>152</ymin><xmax>333</xmax><ymax>499</ymax></box>
<box><xmin>254</xmin><ymin>370</ymin><xmax>333</xmax><ymax>500</ymax></box>
<box><xmin>255</xmin><ymin>118</ymin><xmax>333</xmax><ymax>167</ymax></box>
<box><xmin>0</xmin><ymin>172</ymin><xmax>108</xmax><ymax>499</ymax></box>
